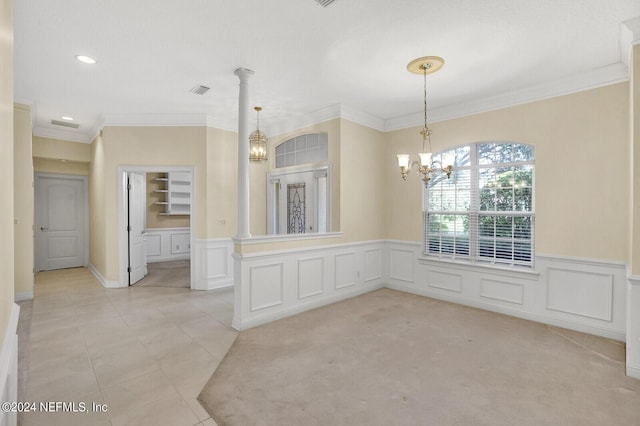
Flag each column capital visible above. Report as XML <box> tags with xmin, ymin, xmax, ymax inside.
<box><xmin>234</xmin><ymin>68</ymin><xmax>255</xmax><ymax>81</ymax></box>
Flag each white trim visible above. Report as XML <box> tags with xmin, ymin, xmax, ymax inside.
<box><xmin>102</xmin><ymin>113</ymin><xmax>208</xmax><ymax>127</ymax></box>
<box><xmin>117</xmin><ymin>166</ymin><xmax>196</xmax><ymax>289</ymax></box>
<box><xmin>32</xmin><ymin>125</ymin><xmax>93</xmax><ymax>143</ymax></box>
<box><xmin>14</xmin><ymin>292</ymin><xmax>33</xmax><ymax>302</ymax></box>
<box><xmin>384</xmin><ymin>63</ymin><xmax>629</xmax><ymax>131</ymax></box>
<box><xmin>235</xmin><ymin>284</ymin><xmax>382</xmax><ymax>330</ymax></box>
<box><xmin>537</xmin><ymin>253</ymin><xmax>627</xmax><ymax>269</ymax></box>
<box><xmin>627</xmin><ymin>363</ymin><xmax>640</xmax><ymax>380</ymax></box>
<box><xmin>233</xmin><ymin>240</ymin><xmax>386</xmax><ymax>330</ymax></box>
<box><xmin>418</xmin><ymin>256</ymin><xmax>540</xmax><ymax>281</ymax></box>
<box><xmin>0</xmin><ymin>304</ymin><xmax>20</xmax><ymax>426</ymax></box>
<box><xmin>193</xmin><ymin>238</ymin><xmax>234</xmax><ymax>290</ymax></box>
<box><xmin>386</xmin><ymin>281</ymin><xmax>625</xmax><ymax>342</ymax></box>
<box><xmin>627</xmin><ymin>275</ymin><xmax>640</xmax><ymax>285</ymax></box>
<box><xmin>235</xmin><ymin>238</ymin><xmax>383</xmax><ymax>259</ymax></box>
<box><xmin>88</xmin><ymin>263</ymin><xmax>123</xmax><ymax>288</ymax></box>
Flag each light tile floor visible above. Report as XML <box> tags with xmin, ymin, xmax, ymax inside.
<box><xmin>17</xmin><ymin>267</ymin><xmax>236</xmax><ymax>426</ymax></box>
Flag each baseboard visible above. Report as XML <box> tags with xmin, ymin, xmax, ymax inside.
<box><xmin>233</xmin><ymin>282</ymin><xmax>383</xmax><ymax>331</ymax></box>
<box><xmin>627</xmin><ymin>363</ymin><xmax>640</xmax><ymax>380</ymax></box>
<box><xmin>88</xmin><ymin>263</ymin><xmax>123</xmax><ymax>288</ymax></box>
<box><xmin>386</xmin><ymin>282</ymin><xmax>626</xmax><ymax>342</ymax></box>
<box><xmin>14</xmin><ymin>292</ymin><xmax>33</xmax><ymax>302</ymax></box>
<box><xmin>146</xmin><ymin>254</ymin><xmax>190</xmax><ymax>264</ymax></box>
<box><xmin>0</xmin><ymin>303</ymin><xmax>20</xmax><ymax>426</ymax></box>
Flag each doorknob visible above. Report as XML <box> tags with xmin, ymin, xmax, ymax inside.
<box><xmin>40</xmin><ymin>226</ymin><xmax>49</xmax><ymax>231</ymax></box>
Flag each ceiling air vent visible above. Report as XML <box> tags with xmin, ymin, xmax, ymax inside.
<box><xmin>190</xmin><ymin>84</ymin><xmax>210</xmax><ymax>95</ymax></box>
<box><xmin>51</xmin><ymin>119</ymin><xmax>80</xmax><ymax>129</ymax></box>
<box><xmin>315</xmin><ymin>0</ymin><xmax>336</xmax><ymax>6</ymax></box>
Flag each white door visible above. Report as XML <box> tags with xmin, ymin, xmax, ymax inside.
<box><xmin>127</xmin><ymin>172</ymin><xmax>147</xmax><ymax>285</ymax></box>
<box><xmin>35</xmin><ymin>174</ymin><xmax>87</xmax><ymax>271</ymax></box>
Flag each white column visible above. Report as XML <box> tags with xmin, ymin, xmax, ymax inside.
<box><xmin>234</xmin><ymin>67</ymin><xmax>254</xmax><ymax>239</ymax></box>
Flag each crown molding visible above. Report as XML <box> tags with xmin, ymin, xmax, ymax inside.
<box><xmin>205</xmin><ymin>115</ymin><xmax>236</xmax><ymax>132</ymax></box>
<box><xmin>383</xmin><ymin>62</ymin><xmax>629</xmax><ymax>131</ymax></box>
<box><xmin>621</xmin><ymin>17</ymin><xmax>640</xmax><ymax>68</ymax></box>
<box><xmin>32</xmin><ymin>126</ymin><xmax>93</xmax><ymax>144</ymax></box>
<box><xmin>338</xmin><ymin>104</ymin><xmax>385</xmax><ymax>132</ymax></box>
<box><xmin>101</xmin><ymin>113</ymin><xmax>209</xmax><ymax>127</ymax></box>
<box><xmin>263</xmin><ymin>104</ymin><xmax>341</xmax><ymax>137</ymax></box>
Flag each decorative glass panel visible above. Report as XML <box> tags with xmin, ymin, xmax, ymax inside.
<box><xmin>287</xmin><ymin>183</ymin><xmax>306</xmax><ymax>234</ymax></box>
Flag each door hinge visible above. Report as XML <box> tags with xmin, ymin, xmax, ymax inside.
<box><xmin>127</xmin><ymin>183</ymin><xmax>132</xmax><ymax>190</ymax></box>
<box><xmin>127</xmin><ymin>266</ymin><xmax>132</xmax><ymax>273</ymax></box>
<box><xmin>127</xmin><ymin>225</ymin><xmax>132</xmax><ymax>231</ymax></box>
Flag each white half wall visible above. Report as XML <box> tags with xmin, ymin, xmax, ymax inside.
<box><xmin>0</xmin><ymin>304</ymin><xmax>19</xmax><ymax>426</ymax></box>
<box><xmin>232</xmin><ymin>241</ymin><xmax>385</xmax><ymax>330</ymax></box>
<box><xmin>193</xmin><ymin>238</ymin><xmax>234</xmax><ymax>291</ymax></box>
<box><xmin>384</xmin><ymin>241</ymin><xmax>627</xmax><ymax>342</ymax></box>
<box><xmin>145</xmin><ymin>227</ymin><xmax>190</xmax><ymax>263</ymax></box>
<box><xmin>627</xmin><ymin>276</ymin><xmax>640</xmax><ymax>379</ymax></box>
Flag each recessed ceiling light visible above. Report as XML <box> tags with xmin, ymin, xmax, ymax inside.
<box><xmin>61</xmin><ymin>116</ymin><xmax>74</xmax><ymax>121</ymax></box>
<box><xmin>76</xmin><ymin>55</ymin><xmax>96</xmax><ymax>64</ymax></box>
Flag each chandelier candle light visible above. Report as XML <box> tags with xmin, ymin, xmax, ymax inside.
<box><xmin>249</xmin><ymin>106</ymin><xmax>268</xmax><ymax>162</ymax></box>
<box><xmin>398</xmin><ymin>56</ymin><xmax>454</xmax><ymax>185</ymax></box>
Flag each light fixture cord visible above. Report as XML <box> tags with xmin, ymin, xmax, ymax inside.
<box><xmin>256</xmin><ymin>109</ymin><xmax>260</xmax><ymax>132</ymax></box>
<box><xmin>422</xmin><ymin>67</ymin><xmax>430</xmax><ymax>153</ymax></box>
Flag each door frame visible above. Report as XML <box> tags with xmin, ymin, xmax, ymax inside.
<box><xmin>266</xmin><ymin>162</ymin><xmax>331</xmax><ymax>235</ymax></box>
<box><xmin>117</xmin><ymin>165</ymin><xmax>195</xmax><ymax>289</ymax></box>
<box><xmin>34</xmin><ymin>173</ymin><xmax>90</xmax><ymax>272</ymax></box>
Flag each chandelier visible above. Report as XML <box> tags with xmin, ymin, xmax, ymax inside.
<box><xmin>249</xmin><ymin>106</ymin><xmax>268</xmax><ymax>162</ymax></box>
<box><xmin>397</xmin><ymin>56</ymin><xmax>453</xmax><ymax>185</ymax></box>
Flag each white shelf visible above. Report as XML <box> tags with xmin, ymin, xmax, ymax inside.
<box><xmin>153</xmin><ymin>172</ymin><xmax>192</xmax><ymax>216</ymax></box>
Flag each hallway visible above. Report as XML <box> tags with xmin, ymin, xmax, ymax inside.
<box><xmin>17</xmin><ymin>267</ymin><xmax>235</xmax><ymax>426</ymax></box>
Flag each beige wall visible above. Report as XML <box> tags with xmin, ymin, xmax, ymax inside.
<box><xmin>265</xmin><ymin>119</ymin><xmax>342</xmax><ymax>234</ymax></box>
<box><xmin>14</xmin><ymin>104</ymin><xmax>33</xmax><ymax>298</ymax></box>
<box><xmin>33</xmin><ymin>136</ymin><xmax>91</xmax><ymax>162</ymax></box>
<box><xmin>236</xmin><ymin>118</ymin><xmax>388</xmax><ymax>254</ymax></box>
<box><xmin>33</xmin><ymin>158</ymin><xmax>89</xmax><ymax>175</ymax></box>
<box><xmin>0</xmin><ymin>0</ymin><xmax>13</xmax><ymax>342</ymax></box>
<box><xmin>206</xmin><ymin>127</ymin><xmax>239</xmax><ymax>238</ymax></box>
<box><xmin>146</xmin><ymin>172</ymin><xmax>190</xmax><ymax>229</ymax></box>
<box><xmin>90</xmin><ymin>126</ymin><xmax>207</xmax><ymax>281</ymax></box>
<box><xmin>386</xmin><ymin>82</ymin><xmax>630</xmax><ymax>262</ymax></box>
<box><xmin>89</xmin><ymin>133</ymin><xmax>107</xmax><ymax>276</ymax></box>
<box><xmin>339</xmin><ymin>119</ymin><xmax>386</xmax><ymax>242</ymax></box>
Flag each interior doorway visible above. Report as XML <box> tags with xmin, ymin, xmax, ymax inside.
<box><xmin>118</xmin><ymin>166</ymin><xmax>195</xmax><ymax>289</ymax></box>
<box><xmin>34</xmin><ymin>173</ymin><xmax>89</xmax><ymax>271</ymax></box>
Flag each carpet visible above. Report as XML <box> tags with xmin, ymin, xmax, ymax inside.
<box><xmin>198</xmin><ymin>288</ymin><xmax>640</xmax><ymax>426</ymax></box>
<box><xmin>134</xmin><ymin>259</ymin><xmax>190</xmax><ymax>288</ymax></box>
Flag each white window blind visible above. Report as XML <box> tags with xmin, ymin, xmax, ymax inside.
<box><xmin>424</xmin><ymin>142</ymin><xmax>534</xmax><ymax>268</ymax></box>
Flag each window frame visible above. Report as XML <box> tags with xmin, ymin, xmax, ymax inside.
<box><xmin>423</xmin><ymin>142</ymin><xmax>535</xmax><ymax>270</ymax></box>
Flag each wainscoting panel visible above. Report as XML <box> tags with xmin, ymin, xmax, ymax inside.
<box><xmin>389</xmin><ymin>248</ymin><xmax>415</xmax><ymax>283</ymax></box>
<box><xmin>298</xmin><ymin>257</ymin><xmax>325</xmax><ymax>299</ymax></box>
<box><xmin>233</xmin><ymin>241</ymin><xmax>385</xmax><ymax>330</ymax></box>
<box><xmin>364</xmin><ymin>249</ymin><xmax>382</xmax><ymax>282</ymax></box>
<box><xmin>0</xmin><ymin>304</ymin><xmax>19</xmax><ymax>426</ymax></box>
<box><xmin>146</xmin><ymin>234</ymin><xmax>162</xmax><ymax>257</ymax></box>
<box><xmin>385</xmin><ymin>241</ymin><xmax>627</xmax><ymax>342</ymax></box>
<box><xmin>250</xmin><ymin>263</ymin><xmax>284</xmax><ymax>312</ymax></box>
<box><xmin>480</xmin><ymin>278</ymin><xmax>524</xmax><ymax>305</ymax></box>
<box><xmin>428</xmin><ymin>270</ymin><xmax>463</xmax><ymax>293</ymax></box>
<box><xmin>546</xmin><ymin>268</ymin><xmax>613</xmax><ymax>321</ymax></box>
<box><xmin>335</xmin><ymin>252</ymin><xmax>357</xmax><ymax>289</ymax></box>
<box><xmin>193</xmin><ymin>238</ymin><xmax>234</xmax><ymax>290</ymax></box>
<box><xmin>145</xmin><ymin>227</ymin><xmax>191</xmax><ymax>263</ymax></box>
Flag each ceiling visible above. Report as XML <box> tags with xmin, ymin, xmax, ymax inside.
<box><xmin>13</xmin><ymin>0</ymin><xmax>640</xmax><ymax>143</ymax></box>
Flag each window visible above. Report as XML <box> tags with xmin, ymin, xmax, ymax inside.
<box><xmin>275</xmin><ymin>133</ymin><xmax>328</xmax><ymax>168</ymax></box>
<box><xmin>424</xmin><ymin>142</ymin><xmax>534</xmax><ymax>268</ymax></box>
